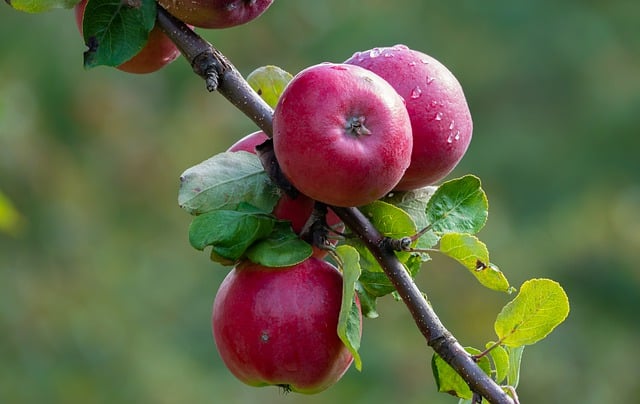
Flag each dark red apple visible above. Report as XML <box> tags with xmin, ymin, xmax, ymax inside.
<box><xmin>75</xmin><ymin>0</ymin><xmax>181</xmax><ymax>74</ymax></box>
<box><xmin>157</xmin><ymin>0</ymin><xmax>274</xmax><ymax>29</ymax></box>
<box><xmin>345</xmin><ymin>44</ymin><xmax>473</xmax><ymax>190</ymax></box>
<box><xmin>273</xmin><ymin>63</ymin><xmax>413</xmax><ymax>207</ymax></box>
<box><xmin>212</xmin><ymin>257</ymin><xmax>360</xmax><ymax>393</ymax></box>
<box><xmin>227</xmin><ymin>131</ymin><xmax>343</xmax><ymax>247</ymax></box>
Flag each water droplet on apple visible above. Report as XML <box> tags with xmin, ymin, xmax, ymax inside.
<box><xmin>449</xmin><ymin>120</ymin><xmax>455</xmax><ymax>130</ymax></box>
<box><xmin>369</xmin><ymin>48</ymin><xmax>382</xmax><ymax>58</ymax></box>
<box><xmin>330</xmin><ymin>65</ymin><xmax>348</xmax><ymax>71</ymax></box>
<box><xmin>393</xmin><ymin>44</ymin><xmax>409</xmax><ymax>50</ymax></box>
<box><xmin>408</xmin><ymin>61</ymin><xmax>417</xmax><ymax>67</ymax></box>
<box><xmin>421</xmin><ymin>59</ymin><xmax>429</xmax><ymax>64</ymax></box>
<box><xmin>447</xmin><ymin>130</ymin><xmax>461</xmax><ymax>144</ymax></box>
<box><xmin>426</xmin><ymin>76</ymin><xmax>435</xmax><ymax>85</ymax></box>
<box><xmin>383</xmin><ymin>52</ymin><xmax>394</xmax><ymax>58</ymax></box>
<box><xmin>435</xmin><ymin>112</ymin><xmax>443</xmax><ymax>121</ymax></box>
<box><xmin>410</xmin><ymin>86</ymin><xmax>422</xmax><ymax>99</ymax></box>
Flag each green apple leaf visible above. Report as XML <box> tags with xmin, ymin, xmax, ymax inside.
<box><xmin>188</xmin><ymin>205</ymin><xmax>275</xmax><ymax>264</ymax></box>
<box><xmin>382</xmin><ymin>186</ymin><xmax>439</xmax><ymax>250</ymax></box>
<box><xmin>6</xmin><ymin>0</ymin><xmax>79</xmax><ymax>13</ymax></box>
<box><xmin>354</xmin><ymin>281</ymin><xmax>379</xmax><ymax>319</ymax></box>
<box><xmin>245</xmin><ymin>222</ymin><xmax>312</xmax><ymax>267</ymax></box>
<box><xmin>346</xmin><ymin>201</ymin><xmax>417</xmax><ymax>297</ymax></box>
<box><xmin>246</xmin><ymin>65</ymin><xmax>293</xmax><ymax>109</ymax></box>
<box><xmin>432</xmin><ymin>347</ymin><xmax>491</xmax><ymax>399</ymax></box>
<box><xmin>439</xmin><ymin>233</ymin><xmax>511</xmax><ymax>292</ymax></box>
<box><xmin>82</xmin><ymin>0</ymin><xmax>156</xmax><ymax>69</ymax></box>
<box><xmin>335</xmin><ymin>245</ymin><xmax>363</xmax><ymax>371</ymax></box>
<box><xmin>486</xmin><ymin>342</ymin><xmax>510</xmax><ymax>384</ymax></box>
<box><xmin>495</xmin><ymin>279</ymin><xmax>570</xmax><ymax>347</ymax></box>
<box><xmin>505</xmin><ymin>345</ymin><xmax>525</xmax><ymax>388</ymax></box>
<box><xmin>425</xmin><ymin>175</ymin><xmax>488</xmax><ymax>235</ymax></box>
<box><xmin>178</xmin><ymin>151</ymin><xmax>279</xmax><ymax>215</ymax></box>
<box><xmin>0</xmin><ymin>190</ymin><xmax>24</xmax><ymax>236</ymax></box>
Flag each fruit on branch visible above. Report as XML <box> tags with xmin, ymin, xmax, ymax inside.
<box><xmin>228</xmin><ymin>131</ymin><xmax>343</xmax><ymax>244</ymax></box>
<box><xmin>345</xmin><ymin>45</ymin><xmax>473</xmax><ymax>190</ymax></box>
<box><xmin>273</xmin><ymin>63</ymin><xmax>413</xmax><ymax>207</ymax></box>
<box><xmin>212</xmin><ymin>257</ymin><xmax>360</xmax><ymax>394</ymax></box>
<box><xmin>157</xmin><ymin>0</ymin><xmax>274</xmax><ymax>29</ymax></box>
<box><xmin>74</xmin><ymin>0</ymin><xmax>181</xmax><ymax>74</ymax></box>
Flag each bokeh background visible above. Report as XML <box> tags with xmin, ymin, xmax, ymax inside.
<box><xmin>1</xmin><ymin>1</ymin><xmax>639</xmax><ymax>403</ymax></box>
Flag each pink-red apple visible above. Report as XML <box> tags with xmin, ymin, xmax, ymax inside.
<box><xmin>273</xmin><ymin>63</ymin><xmax>413</xmax><ymax>207</ymax></box>
<box><xmin>212</xmin><ymin>257</ymin><xmax>360</xmax><ymax>393</ymax></box>
<box><xmin>75</xmin><ymin>0</ymin><xmax>181</xmax><ymax>74</ymax></box>
<box><xmin>345</xmin><ymin>45</ymin><xmax>472</xmax><ymax>190</ymax></box>
<box><xmin>157</xmin><ymin>0</ymin><xmax>274</xmax><ymax>29</ymax></box>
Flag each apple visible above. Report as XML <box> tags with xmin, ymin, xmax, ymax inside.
<box><xmin>272</xmin><ymin>63</ymin><xmax>413</xmax><ymax>207</ymax></box>
<box><xmin>157</xmin><ymin>0</ymin><xmax>274</xmax><ymax>29</ymax></box>
<box><xmin>212</xmin><ymin>257</ymin><xmax>360</xmax><ymax>393</ymax></box>
<box><xmin>228</xmin><ymin>131</ymin><xmax>343</xmax><ymax>239</ymax></box>
<box><xmin>345</xmin><ymin>44</ymin><xmax>473</xmax><ymax>190</ymax></box>
<box><xmin>74</xmin><ymin>0</ymin><xmax>181</xmax><ymax>74</ymax></box>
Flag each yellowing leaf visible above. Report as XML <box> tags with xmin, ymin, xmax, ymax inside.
<box><xmin>495</xmin><ymin>279</ymin><xmax>570</xmax><ymax>347</ymax></box>
<box><xmin>7</xmin><ymin>0</ymin><xmax>78</xmax><ymax>13</ymax></box>
<box><xmin>439</xmin><ymin>233</ymin><xmax>511</xmax><ymax>292</ymax></box>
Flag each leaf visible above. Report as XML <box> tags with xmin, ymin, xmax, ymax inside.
<box><xmin>439</xmin><ymin>233</ymin><xmax>511</xmax><ymax>292</ymax></box>
<box><xmin>505</xmin><ymin>346</ymin><xmax>525</xmax><ymax>388</ymax></box>
<box><xmin>245</xmin><ymin>222</ymin><xmax>312</xmax><ymax>267</ymax></box>
<box><xmin>0</xmin><ymin>190</ymin><xmax>24</xmax><ymax>236</ymax></box>
<box><xmin>188</xmin><ymin>207</ymin><xmax>275</xmax><ymax>264</ymax></box>
<box><xmin>335</xmin><ymin>245</ymin><xmax>363</xmax><ymax>371</ymax></box>
<box><xmin>6</xmin><ymin>0</ymin><xmax>78</xmax><ymax>13</ymax></box>
<box><xmin>82</xmin><ymin>0</ymin><xmax>157</xmax><ymax>69</ymax></box>
<box><xmin>346</xmin><ymin>201</ymin><xmax>417</xmax><ymax>297</ymax></box>
<box><xmin>425</xmin><ymin>175</ymin><xmax>488</xmax><ymax>235</ymax></box>
<box><xmin>485</xmin><ymin>342</ymin><xmax>510</xmax><ymax>384</ymax></box>
<box><xmin>354</xmin><ymin>281</ymin><xmax>379</xmax><ymax>319</ymax></box>
<box><xmin>495</xmin><ymin>279</ymin><xmax>570</xmax><ymax>347</ymax></box>
<box><xmin>382</xmin><ymin>186</ymin><xmax>439</xmax><ymax>249</ymax></box>
<box><xmin>432</xmin><ymin>347</ymin><xmax>491</xmax><ymax>399</ymax></box>
<box><xmin>178</xmin><ymin>151</ymin><xmax>279</xmax><ymax>215</ymax></box>
<box><xmin>246</xmin><ymin>65</ymin><xmax>293</xmax><ymax>109</ymax></box>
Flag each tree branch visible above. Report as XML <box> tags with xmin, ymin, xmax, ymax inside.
<box><xmin>156</xmin><ymin>6</ymin><xmax>514</xmax><ymax>404</ymax></box>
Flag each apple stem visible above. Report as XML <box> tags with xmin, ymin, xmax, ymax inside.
<box><xmin>156</xmin><ymin>8</ymin><xmax>514</xmax><ymax>404</ymax></box>
<box><xmin>346</xmin><ymin>116</ymin><xmax>372</xmax><ymax>137</ymax></box>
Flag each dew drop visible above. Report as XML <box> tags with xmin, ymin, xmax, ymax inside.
<box><xmin>449</xmin><ymin>120</ymin><xmax>455</xmax><ymax>130</ymax></box>
<box><xmin>330</xmin><ymin>64</ymin><xmax>348</xmax><ymax>71</ymax></box>
<box><xmin>410</xmin><ymin>86</ymin><xmax>422</xmax><ymax>99</ymax></box>
<box><xmin>435</xmin><ymin>111</ymin><xmax>443</xmax><ymax>121</ymax></box>
<box><xmin>408</xmin><ymin>61</ymin><xmax>417</xmax><ymax>67</ymax></box>
<box><xmin>447</xmin><ymin>130</ymin><xmax>461</xmax><ymax>144</ymax></box>
<box><xmin>393</xmin><ymin>44</ymin><xmax>409</xmax><ymax>50</ymax></box>
<box><xmin>369</xmin><ymin>48</ymin><xmax>382</xmax><ymax>58</ymax></box>
<box><xmin>426</xmin><ymin>76</ymin><xmax>435</xmax><ymax>85</ymax></box>
<box><xmin>383</xmin><ymin>52</ymin><xmax>394</xmax><ymax>58</ymax></box>
<box><xmin>421</xmin><ymin>59</ymin><xmax>429</xmax><ymax>64</ymax></box>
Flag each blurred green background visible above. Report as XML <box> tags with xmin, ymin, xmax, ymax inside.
<box><xmin>1</xmin><ymin>1</ymin><xmax>639</xmax><ymax>403</ymax></box>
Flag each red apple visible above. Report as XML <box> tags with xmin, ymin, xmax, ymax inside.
<box><xmin>228</xmin><ymin>131</ymin><xmax>343</xmax><ymax>239</ymax></box>
<box><xmin>75</xmin><ymin>0</ymin><xmax>181</xmax><ymax>74</ymax></box>
<box><xmin>345</xmin><ymin>44</ymin><xmax>473</xmax><ymax>190</ymax></box>
<box><xmin>157</xmin><ymin>0</ymin><xmax>274</xmax><ymax>29</ymax></box>
<box><xmin>273</xmin><ymin>63</ymin><xmax>413</xmax><ymax>207</ymax></box>
<box><xmin>212</xmin><ymin>257</ymin><xmax>360</xmax><ymax>393</ymax></box>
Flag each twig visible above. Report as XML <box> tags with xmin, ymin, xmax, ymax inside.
<box><xmin>156</xmin><ymin>6</ymin><xmax>514</xmax><ymax>404</ymax></box>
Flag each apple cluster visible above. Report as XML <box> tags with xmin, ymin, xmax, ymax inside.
<box><xmin>206</xmin><ymin>43</ymin><xmax>473</xmax><ymax>393</ymax></box>
<box><xmin>75</xmin><ymin>0</ymin><xmax>274</xmax><ymax>73</ymax></box>
<box><xmin>273</xmin><ymin>44</ymin><xmax>473</xmax><ymax>206</ymax></box>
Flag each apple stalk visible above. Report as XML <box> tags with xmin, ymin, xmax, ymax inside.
<box><xmin>156</xmin><ymin>6</ymin><xmax>514</xmax><ymax>404</ymax></box>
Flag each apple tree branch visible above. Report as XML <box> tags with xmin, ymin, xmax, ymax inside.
<box><xmin>156</xmin><ymin>6</ymin><xmax>514</xmax><ymax>404</ymax></box>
